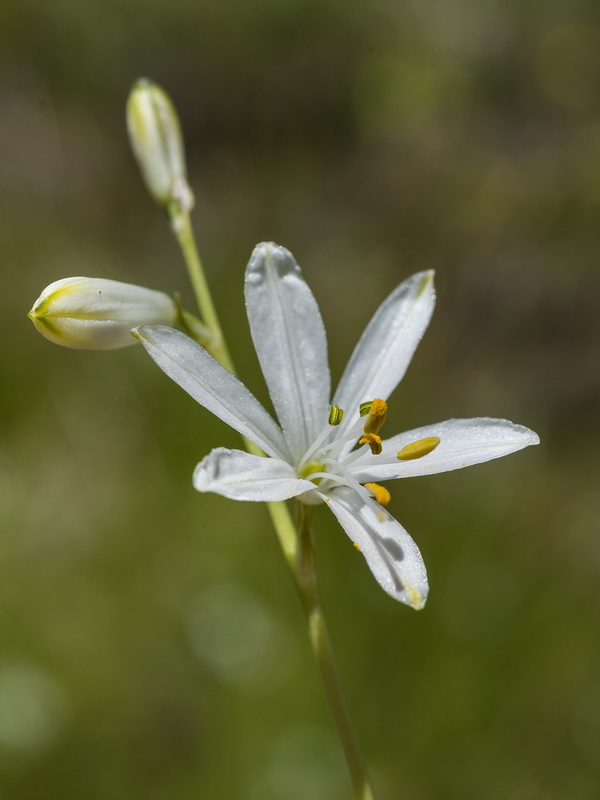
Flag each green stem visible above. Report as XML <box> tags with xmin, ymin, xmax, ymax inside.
<box><xmin>172</xmin><ymin>213</ymin><xmax>374</xmax><ymax>800</ymax></box>
<box><xmin>173</xmin><ymin>212</ymin><xmax>233</xmax><ymax>371</ymax></box>
<box><xmin>295</xmin><ymin>503</ymin><xmax>375</xmax><ymax>800</ymax></box>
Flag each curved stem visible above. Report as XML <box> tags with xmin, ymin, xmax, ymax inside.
<box><xmin>294</xmin><ymin>503</ymin><xmax>375</xmax><ymax>800</ymax></box>
<box><xmin>171</xmin><ymin>214</ymin><xmax>374</xmax><ymax>800</ymax></box>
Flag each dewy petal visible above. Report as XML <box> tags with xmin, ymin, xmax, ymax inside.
<box><xmin>322</xmin><ymin>486</ymin><xmax>429</xmax><ymax>609</ymax></box>
<box><xmin>135</xmin><ymin>325</ymin><xmax>290</xmax><ymax>461</ymax></box>
<box><xmin>245</xmin><ymin>242</ymin><xmax>331</xmax><ymax>464</ymax></box>
<box><xmin>332</xmin><ymin>271</ymin><xmax>435</xmax><ymax>439</ymax></box>
<box><xmin>350</xmin><ymin>417</ymin><xmax>540</xmax><ymax>482</ymax></box>
<box><xmin>193</xmin><ymin>447</ymin><xmax>314</xmax><ymax>501</ymax></box>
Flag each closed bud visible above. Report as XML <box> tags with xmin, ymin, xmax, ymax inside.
<box><xmin>28</xmin><ymin>277</ymin><xmax>177</xmax><ymax>350</ymax></box>
<box><xmin>126</xmin><ymin>78</ymin><xmax>194</xmax><ymax>217</ymax></box>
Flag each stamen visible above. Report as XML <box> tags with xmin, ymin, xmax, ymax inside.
<box><xmin>364</xmin><ymin>482</ymin><xmax>391</xmax><ymax>506</ymax></box>
<box><xmin>359</xmin><ymin>433</ymin><xmax>382</xmax><ymax>455</ymax></box>
<box><xmin>339</xmin><ymin>442</ymin><xmax>371</xmax><ymax>468</ymax></box>
<box><xmin>363</xmin><ymin>399</ymin><xmax>387</xmax><ymax>435</ymax></box>
<box><xmin>303</xmin><ymin>469</ymin><xmax>364</xmax><ymax>497</ymax></box>
<box><xmin>315</xmin><ymin>416</ymin><xmax>370</xmax><ymax>461</ymax></box>
<box><xmin>298</xmin><ymin>415</ymin><xmax>344</xmax><ymax>470</ymax></box>
<box><xmin>328</xmin><ymin>405</ymin><xmax>344</xmax><ymax>426</ymax></box>
<box><xmin>397</xmin><ymin>436</ymin><xmax>440</xmax><ymax>461</ymax></box>
<box><xmin>325</xmin><ymin>464</ymin><xmax>379</xmax><ymax>506</ymax></box>
<box><xmin>359</xmin><ymin>401</ymin><xmax>372</xmax><ymax>417</ymax></box>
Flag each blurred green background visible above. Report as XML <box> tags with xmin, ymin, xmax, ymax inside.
<box><xmin>1</xmin><ymin>0</ymin><xmax>600</xmax><ymax>798</ymax></box>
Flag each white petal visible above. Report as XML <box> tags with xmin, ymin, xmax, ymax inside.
<box><xmin>245</xmin><ymin>242</ymin><xmax>331</xmax><ymax>464</ymax></box>
<box><xmin>322</xmin><ymin>486</ymin><xmax>429</xmax><ymax>609</ymax></box>
<box><xmin>332</xmin><ymin>271</ymin><xmax>435</xmax><ymax>438</ymax></box>
<box><xmin>135</xmin><ymin>325</ymin><xmax>290</xmax><ymax>460</ymax></box>
<box><xmin>194</xmin><ymin>447</ymin><xmax>314</xmax><ymax>501</ymax></box>
<box><xmin>350</xmin><ymin>417</ymin><xmax>540</xmax><ymax>482</ymax></box>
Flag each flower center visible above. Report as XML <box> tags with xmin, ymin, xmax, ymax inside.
<box><xmin>300</xmin><ymin>460</ymin><xmax>326</xmax><ymax>483</ymax></box>
<box><xmin>298</xmin><ymin>399</ymin><xmax>442</xmax><ymax>507</ymax></box>
<box><xmin>297</xmin><ymin>399</ymin><xmax>392</xmax><ymax>502</ymax></box>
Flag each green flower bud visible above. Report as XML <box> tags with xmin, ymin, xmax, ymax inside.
<box><xmin>28</xmin><ymin>277</ymin><xmax>177</xmax><ymax>350</ymax></box>
<box><xmin>126</xmin><ymin>78</ymin><xmax>194</xmax><ymax>217</ymax></box>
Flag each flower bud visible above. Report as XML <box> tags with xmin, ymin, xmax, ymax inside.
<box><xmin>28</xmin><ymin>277</ymin><xmax>177</xmax><ymax>350</ymax></box>
<box><xmin>126</xmin><ymin>78</ymin><xmax>194</xmax><ymax>216</ymax></box>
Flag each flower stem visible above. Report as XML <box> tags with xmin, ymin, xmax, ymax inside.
<box><xmin>295</xmin><ymin>503</ymin><xmax>375</xmax><ymax>800</ymax></box>
<box><xmin>171</xmin><ymin>213</ymin><xmax>374</xmax><ymax>799</ymax></box>
<box><xmin>172</xmin><ymin>211</ymin><xmax>233</xmax><ymax>371</ymax></box>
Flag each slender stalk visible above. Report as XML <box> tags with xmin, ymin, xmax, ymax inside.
<box><xmin>171</xmin><ymin>212</ymin><xmax>374</xmax><ymax>800</ymax></box>
<box><xmin>295</xmin><ymin>503</ymin><xmax>375</xmax><ymax>800</ymax></box>
<box><xmin>173</xmin><ymin>212</ymin><xmax>233</xmax><ymax>371</ymax></box>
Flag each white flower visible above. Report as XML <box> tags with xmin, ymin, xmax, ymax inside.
<box><xmin>29</xmin><ymin>277</ymin><xmax>176</xmax><ymax>350</ymax></box>
<box><xmin>135</xmin><ymin>243</ymin><xmax>539</xmax><ymax>609</ymax></box>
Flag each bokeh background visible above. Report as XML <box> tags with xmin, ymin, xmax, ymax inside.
<box><xmin>1</xmin><ymin>0</ymin><xmax>600</xmax><ymax>798</ymax></box>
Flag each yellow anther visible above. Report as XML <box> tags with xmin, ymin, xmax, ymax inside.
<box><xmin>328</xmin><ymin>405</ymin><xmax>344</xmax><ymax>426</ymax></box>
<box><xmin>359</xmin><ymin>433</ymin><xmax>382</xmax><ymax>455</ymax></box>
<box><xmin>365</xmin><ymin>482</ymin><xmax>391</xmax><ymax>506</ymax></box>
<box><xmin>397</xmin><ymin>436</ymin><xmax>440</xmax><ymax>461</ymax></box>
<box><xmin>363</xmin><ymin>398</ymin><xmax>388</xmax><ymax>435</ymax></box>
<box><xmin>353</xmin><ymin>542</ymin><xmax>362</xmax><ymax>552</ymax></box>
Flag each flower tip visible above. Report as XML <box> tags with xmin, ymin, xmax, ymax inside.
<box><xmin>515</xmin><ymin>424</ymin><xmax>540</xmax><ymax>448</ymax></box>
<box><xmin>409</xmin><ymin>590</ymin><xmax>427</xmax><ymax>611</ymax></box>
<box><xmin>131</xmin><ymin>76</ymin><xmax>153</xmax><ymax>92</ymax></box>
<box><xmin>131</xmin><ymin>324</ymin><xmax>153</xmax><ymax>343</ymax></box>
<box><xmin>418</xmin><ymin>269</ymin><xmax>435</xmax><ymax>295</ymax></box>
<box><xmin>255</xmin><ymin>240</ymin><xmax>279</xmax><ymax>252</ymax></box>
<box><xmin>251</xmin><ymin>241</ymin><xmax>284</xmax><ymax>262</ymax></box>
<box><xmin>404</xmin><ymin>583</ymin><xmax>428</xmax><ymax>610</ymax></box>
<box><xmin>246</xmin><ymin>242</ymin><xmax>300</xmax><ymax>288</ymax></box>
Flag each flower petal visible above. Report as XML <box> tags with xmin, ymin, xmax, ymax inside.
<box><xmin>194</xmin><ymin>447</ymin><xmax>314</xmax><ymax>501</ymax></box>
<box><xmin>332</xmin><ymin>271</ymin><xmax>435</xmax><ymax>438</ymax></box>
<box><xmin>350</xmin><ymin>417</ymin><xmax>540</xmax><ymax>482</ymax></box>
<box><xmin>322</xmin><ymin>486</ymin><xmax>429</xmax><ymax>609</ymax></box>
<box><xmin>245</xmin><ymin>242</ymin><xmax>331</xmax><ymax>464</ymax></box>
<box><xmin>135</xmin><ymin>325</ymin><xmax>290</xmax><ymax>460</ymax></box>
